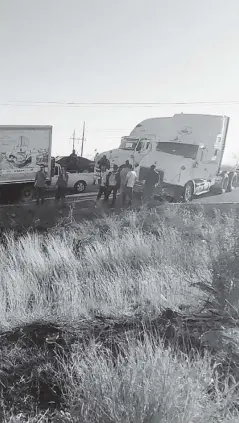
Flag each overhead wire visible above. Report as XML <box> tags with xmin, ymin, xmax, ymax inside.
<box><xmin>1</xmin><ymin>100</ymin><xmax>239</xmax><ymax>107</ymax></box>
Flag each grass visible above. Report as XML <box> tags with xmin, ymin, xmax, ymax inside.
<box><xmin>1</xmin><ymin>203</ymin><xmax>239</xmax><ymax>422</ymax></box>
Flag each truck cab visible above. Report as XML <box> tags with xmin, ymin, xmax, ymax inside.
<box><xmin>95</xmin><ymin>136</ymin><xmax>153</xmax><ymax>172</ymax></box>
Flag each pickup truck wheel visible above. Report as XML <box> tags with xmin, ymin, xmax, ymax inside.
<box><xmin>183</xmin><ymin>181</ymin><xmax>194</xmax><ymax>202</ymax></box>
<box><xmin>74</xmin><ymin>181</ymin><xmax>86</xmax><ymax>193</ymax></box>
<box><xmin>227</xmin><ymin>173</ymin><xmax>237</xmax><ymax>192</ymax></box>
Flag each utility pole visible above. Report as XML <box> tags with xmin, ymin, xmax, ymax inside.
<box><xmin>80</xmin><ymin>121</ymin><xmax>85</xmax><ymax>157</ymax></box>
<box><xmin>70</xmin><ymin>130</ymin><xmax>76</xmax><ymax>153</ymax></box>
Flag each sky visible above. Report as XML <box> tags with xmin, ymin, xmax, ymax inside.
<box><xmin>0</xmin><ymin>0</ymin><xmax>239</xmax><ymax>158</ymax></box>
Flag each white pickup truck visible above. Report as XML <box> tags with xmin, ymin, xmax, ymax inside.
<box><xmin>48</xmin><ymin>163</ymin><xmax>96</xmax><ymax>194</ymax></box>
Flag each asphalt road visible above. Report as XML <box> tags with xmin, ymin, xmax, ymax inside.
<box><xmin>193</xmin><ymin>187</ymin><xmax>239</xmax><ymax>204</ymax></box>
<box><xmin>1</xmin><ymin>186</ymin><xmax>239</xmax><ymax>209</ymax></box>
<box><xmin>1</xmin><ymin>186</ymin><xmax>239</xmax><ymax>232</ymax></box>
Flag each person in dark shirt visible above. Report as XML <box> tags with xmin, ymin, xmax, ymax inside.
<box><xmin>68</xmin><ymin>150</ymin><xmax>78</xmax><ymax>171</ymax></box>
<box><xmin>97</xmin><ymin>155</ymin><xmax>110</xmax><ymax>170</ymax></box>
<box><xmin>35</xmin><ymin>164</ymin><xmax>47</xmax><ymax>205</ymax></box>
<box><xmin>119</xmin><ymin>160</ymin><xmax>130</xmax><ymax>172</ymax></box>
<box><xmin>55</xmin><ymin>166</ymin><xmax>69</xmax><ymax>206</ymax></box>
<box><xmin>143</xmin><ymin>165</ymin><xmax>159</xmax><ymax>203</ymax></box>
<box><xmin>69</xmin><ymin>149</ymin><xmax>77</xmax><ymax>158</ymax></box>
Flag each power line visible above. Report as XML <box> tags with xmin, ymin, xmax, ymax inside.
<box><xmin>1</xmin><ymin>100</ymin><xmax>239</xmax><ymax>108</ymax></box>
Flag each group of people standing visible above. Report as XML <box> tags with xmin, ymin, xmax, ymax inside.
<box><xmin>96</xmin><ymin>158</ymin><xmax>160</xmax><ymax>208</ymax></box>
<box><xmin>96</xmin><ymin>160</ymin><xmax>137</xmax><ymax>207</ymax></box>
<box><xmin>34</xmin><ymin>156</ymin><xmax>160</xmax><ymax>208</ymax></box>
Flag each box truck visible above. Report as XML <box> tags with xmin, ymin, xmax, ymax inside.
<box><xmin>133</xmin><ymin>114</ymin><xmax>238</xmax><ymax>202</ymax></box>
<box><xmin>0</xmin><ymin>125</ymin><xmax>55</xmax><ymax>202</ymax></box>
<box><xmin>0</xmin><ymin>125</ymin><xmax>98</xmax><ymax>203</ymax></box>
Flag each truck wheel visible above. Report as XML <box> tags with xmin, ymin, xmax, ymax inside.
<box><xmin>219</xmin><ymin>176</ymin><xmax>229</xmax><ymax>194</ymax></box>
<box><xmin>227</xmin><ymin>172</ymin><xmax>237</xmax><ymax>192</ymax></box>
<box><xmin>74</xmin><ymin>181</ymin><xmax>86</xmax><ymax>193</ymax></box>
<box><xmin>20</xmin><ymin>185</ymin><xmax>34</xmax><ymax>203</ymax></box>
<box><xmin>183</xmin><ymin>181</ymin><xmax>194</xmax><ymax>202</ymax></box>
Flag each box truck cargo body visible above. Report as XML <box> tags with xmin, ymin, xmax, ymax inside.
<box><xmin>0</xmin><ymin>125</ymin><xmax>52</xmax><ymax>201</ymax></box>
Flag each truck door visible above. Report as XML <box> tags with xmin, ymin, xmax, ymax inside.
<box><xmin>134</xmin><ymin>139</ymin><xmax>151</xmax><ymax>166</ymax></box>
<box><xmin>48</xmin><ymin>164</ymin><xmax>60</xmax><ymax>190</ymax></box>
<box><xmin>191</xmin><ymin>145</ymin><xmax>218</xmax><ymax>181</ymax></box>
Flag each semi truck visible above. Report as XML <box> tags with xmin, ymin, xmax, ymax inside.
<box><xmin>133</xmin><ymin>114</ymin><xmax>238</xmax><ymax>202</ymax></box>
<box><xmin>94</xmin><ymin>117</ymin><xmax>171</xmax><ymax>171</ymax></box>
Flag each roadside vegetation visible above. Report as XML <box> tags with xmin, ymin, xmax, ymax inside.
<box><xmin>1</xmin><ymin>204</ymin><xmax>239</xmax><ymax>422</ymax></box>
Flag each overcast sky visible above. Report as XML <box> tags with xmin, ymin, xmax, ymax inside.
<box><xmin>0</xmin><ymin>0</ymin><xmax>239</xmax><ymax>157</ymax></box>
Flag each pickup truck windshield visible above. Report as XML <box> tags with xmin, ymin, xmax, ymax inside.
<box><xmin>156</xmin><ymin>142</ymin><xmax>198</xmax><ymax>159</ymax></box>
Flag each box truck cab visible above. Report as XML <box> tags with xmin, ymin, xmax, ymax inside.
<box><xmin>134</xmin><ymin>114</ymin><xmax>238</xmax><ymax>202</ymax></box>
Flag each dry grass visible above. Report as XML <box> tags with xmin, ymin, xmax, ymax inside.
<box><xmin>1</xmin><ymin>204</ymin><xmax>239</xmax><ymax>422</ymax></box>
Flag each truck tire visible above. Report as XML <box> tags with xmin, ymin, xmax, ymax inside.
<box><xmin>227</xmin><ymin>172</ymin><xmax>237</xmax><ymax>192</ymax></box>
<box><xmin>74</xmin><ymin>180</ymin><xmax>86</xmax><ymax>194</ymax></box>
<box><xmin>182</xmin><ymin>181</ymin><xmax>194</xmax><ymax>202</ymax></box>
<box><xmin>219</xmin><ymin>175</ymin><xmax>229</xmax><ymax>194</ymax></box>
<box><xmin>20</xmin><ymin>185</ymin><xmax>35</xmax><ymax>203</ymax></box>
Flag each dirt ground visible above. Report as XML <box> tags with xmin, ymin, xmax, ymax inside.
<box><xmin>0</xmin><ymin>194</ymin><xmax>143</xmax><ymax>232</ymax></box>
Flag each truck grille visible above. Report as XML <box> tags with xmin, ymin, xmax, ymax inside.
<box><xmin>139</xmin><ymin>166</ymin><xmax>164</xmax><ymax>184</ymax></box>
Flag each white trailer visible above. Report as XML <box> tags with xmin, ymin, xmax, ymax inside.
<box><xmin>133</xmin><ymin>114</ymin><xmax>238</xmax><ymax>202</ymax></box>
<box><xmin>0</xmin><ymin>125</ymin><xmax>53</xmax><ymax>202</ymax></box>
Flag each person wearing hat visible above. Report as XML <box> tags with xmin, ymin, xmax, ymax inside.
<box><xmin>34</xmin><ymin>164</ymin><xmax>47</xmax><ymax>205</ymax></box>
<box><xmin>142</xmin><ymin>164</ymin><xmax>159</xmax><ymax>203</ymax></box>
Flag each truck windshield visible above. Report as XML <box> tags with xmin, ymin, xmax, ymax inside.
<box><xmin>119</xmin><ymin>139</ymin><xmax>138</xmax><ymax>150</ymax></box>
<box><xmin>156</xmin><ymin>142</ymin><xmax>198</xmax><ymax>159</ymax></box>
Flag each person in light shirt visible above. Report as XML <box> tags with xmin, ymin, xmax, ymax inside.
<box><xmin>96</xmin><ymin>165</ymin><xmax>109</xmax><ymax>204</ymax></box>
<box><xmin>105</xmin><ymin>164</ymin><xmax>120</xmax><ymax>207</ymax></box>
<box><xmin>123</xmin><ymin>164</ymin><xmax>137</xmax><ymax>207</ymax></box>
